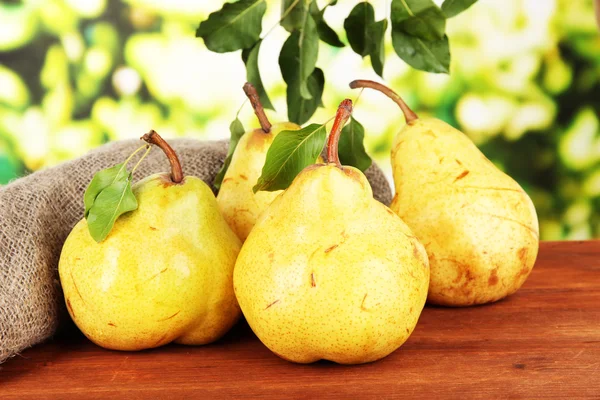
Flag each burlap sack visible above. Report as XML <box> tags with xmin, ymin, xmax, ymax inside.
<box><xmin>0</xmin><ymin>138</ymin><xmax>392</xmax><ymax>364</ymax></box>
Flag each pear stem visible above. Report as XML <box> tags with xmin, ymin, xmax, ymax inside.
<box><xmin>243</xmin><ymin>82</ymin><xmax>271</xmax><ymax>133</ymax></box>
<box><xmin>141</xmin><ymin>130</ymin><xmax>184</xmax><ymax>183</ymax></box>
<box><xmin>349</xmin><ymin>80</ymin><xmax>418</xmax><ymax>124</ymax></box>
<box><xmin>326</xmin><ymin>99</ymin><xmax>353</xmax><ymax>168</ymax></box>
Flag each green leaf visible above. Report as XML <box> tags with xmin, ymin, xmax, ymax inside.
<box><xmin>86</xmin><ymin>176</ymin><xmax>138</xmax><ymax>243</ymax></box>
<box><xmin>242</xmin><ymin>40</ymin><xmax>274</xmax><ymax>110</ymax></box>
<box><xmin>391</xmin><ymin>0</ymin><xmax>446</xmax><ymax>41</ymax></box>
<box><xmin>338</xmin><ymin>117</ymin><xmax>372</xmax><ymax>172</ymax></box>
<box><xmin>286</xmin><ymin>68</ymin><xmax>325</xmax><ymax>125</ymax></box>
<box><xmin>281</xmin><ymin>0</ymin><xmax>309</xmax><ymax>32</ymax></box>
<box><xmin>253</xmin><ymin>123</ymin><xmax>327</xmax><ymax>192</ymax></box>
<box><xmin>310</xmin><ymin>1</ymin><xmax>344</xmax><ymax>47</ymax></box>
<box><xmin>279</xmin><ymin>14</ymin><xmax>319</xmax><ymax>100</ymax></box>
<box><xmin>367</xmin><ymin>20</ymin><xmax>388</xmax><ymax>77</ymax></box>
<box><xmin>195</xmin><ymin>0</ymin><xmax>266</xmax><ymax>53</ymax></box>
<box><xmin>344</xmin><ymin>2</ymin><xmax>375</xmax><ymax>57</ymax></box>
<box><xmin>214</xmin><ymin>118</ymin><xmax>246</xmax><ymax>190</ymax></box>
<box><xmin>441</xmin><ymin>0</ymin><xmax>478</xmax><ymax>18</ymax></box>
<box><xmin>84</xmin><ymin>163</ymin><xmax>128</xmax><ymax>218</ymax></box>
<box><xmin>391</xmin><ymin>29</ymin><xmax>450</xmax><ymax>73</ymax></box>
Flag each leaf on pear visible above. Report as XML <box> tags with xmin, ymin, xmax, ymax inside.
<box><xmin>367</xmin><ymin>20</ymin><xmax>388</xmax><ymax>77</ymax></box>
<box><xmin>84</xmin><ymin>163</ymin><xmax>128</xmax><ymax>218</ymax></box>
<box><xmin>195</xmin><ymin>0</ymin><xmax>266</xmax><ymax>53</ymax></box>
<box><xmin>310</xmin><ymin>0</ymin><xmax>344</xmax><ymax>48</ymax></box>
<box><xmin>281</xmin><ymin>0</ymin><xmax>309</xmax><ymax>32</ymax></box>
<box><xmin>391</xmin><ymin>29</ymin><xmax>450</xmax><ymax>73</ymax></box>
<box><xmin>214</xmin><ymin>118</ymin><xmax>246</xmax><ymax>190</ymax></box>
<box><xmin>441</xmin><ymin>0</ymin><xmax>478</xmax><ymax>18</ymax></box>
<box><xmin>279</xmin><ymin>14</ymin><xmax>319</xmax><ymax>100</ymax></box>
<box><xmin>338</xmin><ymin>116</ymin><xmax>372</xmax><ymax>172</ymax></box>
<box><xmin>254</xmin><ymin>123</ymin><xmax>327</xmax><ymax>193</ymax></box>
<box><xmin>86</xmin><ymin>176</ymin><xmax>138</xmax><ymax>243</ymax></box>
<box><xmin>242</xmin><ymin>40</ymin><xmax>274</xmax><ymax>110</ymax></box>
<box><xmin>344</xmin><ymin>2</ymin><xmax>375</xmax><ymax>57</ymax></box>
<box><xmin>391</xmin><ymin>0</ymin><xmax>446</xmax><ymax>41</ymax></box>
<box><xmin>286</xmin><ymin>68</ymin><xmax>325</xmax><ymax>125</ymax></box>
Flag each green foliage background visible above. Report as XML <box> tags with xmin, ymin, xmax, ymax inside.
<box><xmin>0</xmin><ymin>0</ymin><xmax>598</xmax><ymax>240</ymax></box>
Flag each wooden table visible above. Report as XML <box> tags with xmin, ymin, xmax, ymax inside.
<box><xmin>1</xmin><ymin>241</ymin><xmax>599</xmax><ymax>399</ymax></box>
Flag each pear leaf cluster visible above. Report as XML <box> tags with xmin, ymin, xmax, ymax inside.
<box><xmin>84</xmin><ymin>163</ymin><xmax>138</xmax><ymax>243</ymax></box>
<box><xmin>253</xmin><ymin>124</ymin><xmax>327</xmax><ymax>192</ymax></box>
<box><xmin>196</xmin><ymin>0</ymin><xmax>478</xmax><ymax>192</ymax></box>
<box><xmin>214</xmin><ymin>118</ymin><xmax>246</xmax><ymax>189</ymax></box>
<box><xmin>195</xmin><ymin>0</ymin><xmax>477</xmax><ymax>124</ymax></box>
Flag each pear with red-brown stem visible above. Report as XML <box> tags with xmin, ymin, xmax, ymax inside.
<box><xmin>234</xmin><ymin>99</ymin><xmax>429</xmax><ymax>364</ymax></box>
<box><xmin>350</xmin><ymin>80</ymin><xmax>539</xmax><ymax>306</ymax></box>
<box><xmin>59</xmin><ymin>131</ymin><xmax>242</xmax><ymax>350</ymax></box>
<box><xmin>216</xmin><ymin>83</ymin><xmax>302</xmax><ymax>241</ymax></box>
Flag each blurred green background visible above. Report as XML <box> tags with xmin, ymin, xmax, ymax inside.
<box><xmin>0</xmin><ymin>0</ymin><xmax>598</xmax><ymax>240</ymax></box>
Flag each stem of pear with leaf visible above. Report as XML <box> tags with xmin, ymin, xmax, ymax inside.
<box><xmin>141</xmin><ymin>130</ymin><xmax>184</xmax><ymax>184</ymax></box>
<box><xmin>326</xmin><ymin>99</ymin><xmax>353</xmax><ymax>168</ymax></box>
<box><xmin>349</xmin><ymin>80</ymin><xmax>418</xmax><ymax>124</ymax></box>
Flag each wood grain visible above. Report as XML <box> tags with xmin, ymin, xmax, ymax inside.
<box><xmin>1</xmin><ymin>241</ymin><xmax>599</xmax><ymax>399</ymax></box>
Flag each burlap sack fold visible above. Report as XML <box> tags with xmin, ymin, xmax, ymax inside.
<box><xmin>0</xmin><ymin>138</ymin><xmax>392</xmax><ymax>364</ymax></box>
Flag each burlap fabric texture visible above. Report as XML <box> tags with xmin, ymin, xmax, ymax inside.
<box><xmin>0</xmin><ymin>138</ymin><xmax>392</xmax><ymax>364</ymax></box>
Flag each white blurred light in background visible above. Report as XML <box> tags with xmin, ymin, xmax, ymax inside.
<box><xmin>112</xmin><ymin>66</ymin><xmax>142</xmax><ymax>97</ymax></box>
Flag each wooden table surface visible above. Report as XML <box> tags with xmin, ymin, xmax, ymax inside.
<box><xmin>1</xmin><ymin>241</ymin><xmax>599</xmax><ymax>399</ymax></box>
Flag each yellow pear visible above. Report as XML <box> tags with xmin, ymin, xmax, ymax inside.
<box><xmin>59</xmin><ymin>131</ymin><xmax>242</xmax><ymax>350</ymax></box>
<box><xmin>234</xmin><ymin>100</ymin><xmax>429</xmax><ymax>364</ymax></box>
<box><xmin>350</xmin><ymin>80</ymin><xmax>539</xmax><ymax>306</ymax></box>
<box><xmin>216</xmin><ymin>83</ymin><xmax>300</xmax><ymax>241</ymax></box>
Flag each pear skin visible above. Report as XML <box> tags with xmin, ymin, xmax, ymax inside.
<box><xmin>390</xmin><ymin>117</ymin><xmax>539</xmax><ymax>306</ymax></box>
<box><xmin>217</xmin><ymin>122</ymin><xmax>300</xmax><ymax>241</ymax></box>
<box><xmin>234</xmin><ymin>165</ymin><xmax>429</xmax><ymax>364</ymax></box>
<box><xmin>59</xmin><ymin>133</ymin><xmax>242</xmax><ymax>351</ymax></box>
<box><xmin>233</xmin><ymin>100</ymin><xmax>429</xmax><ymax>364</ymax></box>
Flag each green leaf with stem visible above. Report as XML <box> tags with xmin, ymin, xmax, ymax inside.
<box><xmin>391</xmin><ymin>0</ymin><xmax>446</xmax><ymax>41</ymax></box>
<box><xmin>84</xmin><ymin>163</ymin><xmax>128</xmax><ymax>218</ymax></box>
<box><xmin>214</xmin><ymin>118</ymin><xmax>246</xmax><ymax>190</ymax></box>
<box><xmin>279</xmin><ymin>13</ymin><xmax>319</xmax><ymax>100</ymax></box>
<box><xmin>85</xmin><ymin>145</ymin><xmax>151</xmax><ymax>243</ymax></box>
<box><xmin>286</xmin><ymin>68</ymin><xmax>325</xmax><ymax>125</ymax></box>
<box><xmin>367</xmin><ymin>20</ymin><xmax>388</xmax><ymax>77</ymax></box>
<box><xmin>83</xmin><ymin>144</ymin><xmax>147</xmax><ymax>218</ymax></box>
<box><xmin>441</xmin><ymin>0</ymin><xmax>478</xmax><ymax>18</ymax></box>
<box><xmin>196</xmin><ymin>0</ymin><xmax>266</xmax><ymax>53</ymax></box>
<box><xmin>86</xmin><ymin>176</ymin><xmax>138</xmax><ymax>243</ymax></box>
<box><xmin>281</xmin><ymin>0</ymin><xmax>309</xmax><ymax>32</ymax></box>
<box><xmin>253</xmin><ymin>123</ymin><xmax>327</xmax><ymax>192</ymax></box>
<box><xmin>338</xmin><ymin>116</ymin><xmax>372</xmax><ymax>172</ymax></box>
<box><xmin>344</xmin><ymin>2</ymin><xmax>375</xmax><ymax>57</ymax></box>
<box><xmin>242</xmin><ymin>40</ymin><xmax>274</xmax><ymax>110</ymax></box>
<box><xmin>310</xmin><ymin>0</ymin><xmax>344</xmax><ymax>47</ymax></box>
<box><xmin>391</xmin><ymin>29</ymin><xmax>450</xmax><ymax>73</ymax></box>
